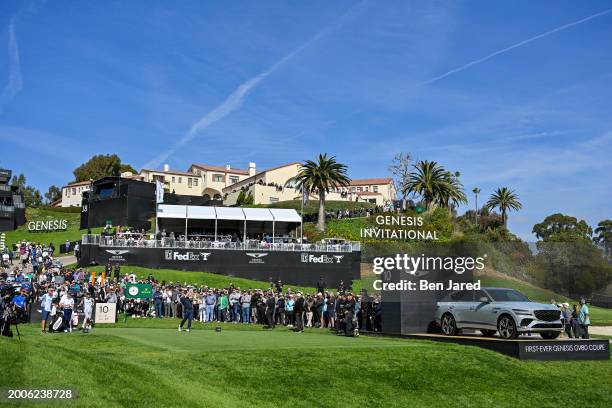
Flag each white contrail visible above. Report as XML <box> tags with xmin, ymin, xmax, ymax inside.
<box><xmin>423</xmin><ymin>7</ymin><xmax>612</xmax><ymax>85</ymax></box>
<box><xmin>0</xmin><ymin>18</ymin><xmax>23</xmax><ymax>114</ymax></box>
<box><xmin>144</xmin><ymin>1</ymin><xmax>367</xmax><ymax>169</ymax></box>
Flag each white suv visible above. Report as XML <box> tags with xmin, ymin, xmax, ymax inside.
<box><xmin>434</xmin><ymin>287</ymin><xmax>563</xmax><ymax>339</ymax></box>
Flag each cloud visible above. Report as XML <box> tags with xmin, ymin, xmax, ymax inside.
<box><xmin>423</xmin><ymin>7</ymin><xmax>612</xmax><ymax>85</ymax></box>
<box><xmin>143</xmin><ymin>1</ymin><xmax>368</xmax><ymax>169</ymax></box>
<box><xmin>0</xmin><ymin>17</ymin><xmax>23</xmax><ymax>114</ymax></box>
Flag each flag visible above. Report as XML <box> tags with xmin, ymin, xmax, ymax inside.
<box><xmin>155</xmin><ymin>179</ymin><xmax>164</xmax><ymax>203</ymax></box>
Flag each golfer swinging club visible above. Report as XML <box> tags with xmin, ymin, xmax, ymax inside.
<box><xmin>178</xmin><ymin>289</ymin><xmax>194</xmax><ymax>332</ymax></box>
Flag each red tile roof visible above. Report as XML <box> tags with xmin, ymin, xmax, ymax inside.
<box><xmin>350</xmin><ymin>178</ymin><xmax>392</xmax><ymax>186</ymax></box>
<box><xmin>190</xmin><ymin>163</ymin><xmax>249</xmax><ymax>175</ymax></box>
<box><xmin>63</xmin><ymin>180</ymin><xmax>92</xmax><ymax>188</ymax></box>
<box><xmin>140</xmin><ymin>168</ymin><xmax>196</xmax><ymax>177</ymax></box>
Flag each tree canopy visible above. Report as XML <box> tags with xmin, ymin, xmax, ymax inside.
<box><xmin>532</xmin><ymin>213</ymin><xmax>592</xmax><ymax>242</ymax></box>
<box><xmin>73</xmin><ymin>154</ymin><xmax>137</xmax><ymax>182</ymax></box>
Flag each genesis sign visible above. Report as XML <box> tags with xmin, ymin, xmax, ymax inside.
<box><xmin>164</xmin><ymin>250</ymin><xmax>211</xmax><ymax>262</ymax></box>
<box><xmin>27</xmin><ymin>219</ymin><xmax>68</xmax><ymax>232</ymax></box>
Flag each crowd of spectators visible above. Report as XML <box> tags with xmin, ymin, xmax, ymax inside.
<box><xmin>1</xmin><ymin>242</ymin><xmax>382</xmax><ymax>336</ymax></box>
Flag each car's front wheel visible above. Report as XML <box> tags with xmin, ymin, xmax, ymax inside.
<box><xmin>480</xmin><ymin>329</ymin><xmax>496</xmax><ymax>337</ymax></box>
<box><xmin>540</xmin><ymin>331</ymin><xmax>560</xmax><ymax>340</ymax></box>
<box><xmin>497</xmin><ymin>315</ymin><xmax>518</xmax><ymax>339</ymax></box>
<box><xmin>441</xmin><ymin>313</ymin><xmax>458</xmax><ymax>336</ymax></box>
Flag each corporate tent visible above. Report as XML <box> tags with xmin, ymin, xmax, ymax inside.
<box><xmin>156</xmin><ymin>205</ymin><xmax>302</xmax><ymax>242</ymax></box>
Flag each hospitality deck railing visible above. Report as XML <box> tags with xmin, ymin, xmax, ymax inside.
<box><xmin>82</xmin><ymin>234</ymin><xmax>361</xmax><ymax>253</ymax></box>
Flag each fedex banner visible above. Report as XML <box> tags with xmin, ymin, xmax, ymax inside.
<box><xmin>80</xmin><ymin>244</ymin><xmax>360</xmax><ymax>288</ymax></box>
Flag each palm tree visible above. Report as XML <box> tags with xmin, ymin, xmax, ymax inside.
<box><xmin>594</xmin><ymin>220</ymin><xmax>612</xmax><ymax>259</ymax></box>
<box><xmin>402</xmin><ymin>160</ymin><xmax>447</xmax><ymax>210</ymax></box>
<box><xmin>403</xmin><ymin>160</ymin><xmax>466</xmax><ymax>211</ymax></box>
<box><xmin>485</xmin><ymin>187</ymin><xmax>522</xmax><ymax>227</ymax></box>
<box><xmin>437</xmin><ymin>171</ymin><xmax>467</xmax><ymax>214</ymax></box>
<box><xmin>472</xmin><ymin>187</ymin><xmax>481</xmax><ymax>224</ymax></box>
<box><xmin>295</xmin><ymin>154</ymin><xmax>351</xmax><ymax>232</ymax></box>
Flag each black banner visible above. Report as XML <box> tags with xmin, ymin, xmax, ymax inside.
<box><xmin>79</xmin><ymin>244</ymin><xmax>360</xmax><ymax>288</ymax></box>
<box><xmin>518</xmin><ymin>340</ymin><xmax>609</xmax><ymax>360</ymax></box>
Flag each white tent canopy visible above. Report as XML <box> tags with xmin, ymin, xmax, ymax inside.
<box><xmin>157</xmin><ymin>204</ymin><xmax>187</xmax><ymax>218</ymax></box>
<box><xmin>270</xmin><ymin>208</ymin><xmax>302</xmax><ymax>223</ymax></box>
<box><xmin>242</xmin><ymin>207</ymin><xmax>275</xmax><ymax>221</ymax></box>
<box><xmin>215</xmin><ymin>207</ymin><xmax>246</xmax><ymax>221</ymax></box>
<box><xmin>187</xmin><ymin>206</ymin><xmax>216</xmax><ymax>220</ymax></box>
<box><xmin>155</xmin><ymin>205</ymin><xmax>303</xmax><ymax>242</ymax></box>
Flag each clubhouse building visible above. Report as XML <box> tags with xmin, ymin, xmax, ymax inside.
<box><xmin>60</xmin><ymin>161</ymin><xmax>395</xmax><ymax>207</ymax></box>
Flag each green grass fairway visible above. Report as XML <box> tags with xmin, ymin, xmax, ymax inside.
<box><xmin>1</xmin><ymin>322</ymin><xmax>610</xmax><ymax>408</ymax></box>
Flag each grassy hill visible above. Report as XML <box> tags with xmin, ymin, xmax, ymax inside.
<box><xmin>2</xmin><ymin>323</ymin><xmax>610</xmax><ymax>408</ymax></box>
<box><xmin>2</xmin><ymin>207</ymin><xmax>101</xmax><ymax>253</ymax></box>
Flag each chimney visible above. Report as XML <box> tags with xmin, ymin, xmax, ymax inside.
<box><xmin>163</xmin><ymin>164</ymin><xmax>170</xmax><ymax>172</ymax></box>
<box><xmin>225</xmin><ymin>164</ymin><xmax>231</xmax><ymax>171</ymax></box>
<box><xmin>248</xmin><ymin>162</ymin><xmax>256</xmax><ymax>176</ymax></box>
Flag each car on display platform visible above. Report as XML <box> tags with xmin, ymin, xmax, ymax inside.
<box><xmin>434</xmin><ymin>287</ymin><xmax>563</xmax><ymax>340</ymax></box>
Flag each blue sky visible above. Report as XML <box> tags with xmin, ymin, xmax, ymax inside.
<box><xmin>0</xmin><ymin>0</ymin><xmax>611</xmax><ymax>240</ymax></box>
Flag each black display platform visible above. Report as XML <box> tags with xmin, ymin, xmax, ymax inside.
<box><xmin>363</xmin><ymin>332</ymin><xmax>610</xmax><ymax>360</ymax></box>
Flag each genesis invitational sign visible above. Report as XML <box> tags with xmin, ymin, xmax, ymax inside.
<box><xmin>27</xmin><ymin>219</ymin><xmax>68</xmax><ymax>232</ymax></box>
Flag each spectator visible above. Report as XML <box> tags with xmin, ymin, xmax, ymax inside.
<box><xmin>579</xmin><ymin>298</ymin><xmax>590</xmax><ymax>339</ymax></box>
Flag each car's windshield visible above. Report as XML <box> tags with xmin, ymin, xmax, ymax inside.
<box><xmin>486</xmin><ymin>288</ymin><xmax>530</xmax><ymax>302</ymax></box>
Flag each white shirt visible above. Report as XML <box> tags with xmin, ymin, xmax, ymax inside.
<box><xmin>60</xmin><ymin>295</ymin><xmax>74</xmax><ymax>309</ymax></box>
<box><xmin>83</xmin><ymin>297</ymin><xmax>93</xmax><ymax>313</ymax></box>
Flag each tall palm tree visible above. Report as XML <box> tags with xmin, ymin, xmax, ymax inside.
<box><xmin>403</xmin><ymin>161</ymin><xmax>466</xmax><ymax>211</ymax></box>
<box><xmin>594</xmin><ymin>220</ymin><xmax>612</xmax><ymax>259</ymax></box>
<box><xmin>472</xmin><ymin>187</ymin><xmax>481</xmax><ymax>224</ymax></box>
<box><xmin>485</xmin><ymin>187</ymin><xmax>522</xmax><ymax>227</ymax></box>
<box><xmin>295</xmin><ymin>154</ymin><xmax>351</xmax><ymax>232</ymax></box>
<box><xmin>402</xmin><ymin>160</ymin><xmax>447</xmax><ymax>210</ymax></box>
<box><xmin>437</xmin><ymin>171</ymin><xmax>467</xmax><ymax>214</ymax></box>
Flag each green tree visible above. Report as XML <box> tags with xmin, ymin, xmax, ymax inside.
<box><xmin>10</xmin><ymin>173</ymin><xmax>26</xmax><ymax>188</ymax></box>
<box><xmin>593</xmin><ymin>219</ymin><xmax>612</xmax><ymax>259</ymax></box>
<box><xmin>532</xmin><ymin>213</ymin><xmax>592</xmax><ymax>241</ymax></box>
<box><xmin>485</xmin><ymin>187</ymin><xmax>522</xmax><ymax>227</ymax></box>
<box><xmin>403</xmin><ymin>160</ymin><xmax>465</xmax><ymax>212</ymax></box>
<box><xmin>236</xmin><ymin>190</ymin><xmax>246</xmax><ymax>205</ymax></box>
<box><xmin>244</xmin><ymin>191</ymin><xmax>254</xmax><ymax>205</ymax></box>
<box><xmin>532</xmin><ymin>214</ymin><xmax>610</xmax><ymax>297</ymax></box>
<box><xmin>10</xmin><ymin>174</ymin><xmax>42</xmax><ymax>207</ymax></box>
<box><xmin>73</xmin><ymin>154</ymin><xmax>136</xmax><ymax>182</ymax></box>
<box><xmin>295</xmin><ymin>154</ymin><xmax>351</xmax><ymax>232</ymax></box>
<box><xmin>44</xmin><ymin>185</ymin><xmax>61</xmax><ymax>204</ymax></box>
<box><xmin>22</xmin><ymin>185</ymin><xmax>43</xmax><ymax>207</ymax></box>
<box><xmin>472</xmin><ymin>187</ymin><xmax>481</xmax><ymax>224</ymax></box>
<box><xmin>437</xmin><ymin>171</ymin><xmax>467</xmax><ymax>213</ymax></box>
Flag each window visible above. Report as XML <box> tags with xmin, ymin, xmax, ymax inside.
<box><xmin>365</xmin><ymin>186</ymin><xmax>369</xmax><ymax>192</ymax></box>
<box><xmin>188</xmin><ymin>178</ymin><xmax>193</xmax><ymax>187</ymax></box>
<box><xmin>373</xmin><ymin>185</ymin><xmax>378</xmax><ymax>193</ymax></box>
<box><xmin>72</xmin><ymin>188</ymin><xmax>76</xmax><ymax>195</ymax></box>
<box><xmin>65</xmin><ymin>189</ymin><xmax>69</xmax><ymax>197</ymax></box>
<box><xmin>229</xmin><ymin>176</ymin><xmax>239</xmax><ymax>184</ymax></box>
<box><xmin>357</xmin><ymin>187</ymin><xmax>362</xmax><ymax>192</ymax></box>
<box><xmin>178</xmin><ymin>177</ymin><xmax>182</xmax><ymax>183</ymax></box>
<box><xmin>213</xmin><ymin>174</ymin><xmax>223</xmax><ymax>182</ymax></box>
<box><xmin>172</xmin><ymin>176</ymin><xmax>175</xmax><ymax>183</ymax></box>
<box><xmin>193</xmin><ymin>179</ymin><xmax>198</xmax><ymax>187</ymax></box>
<box><xmin>352</xmin><ymin>187</ymin><xmax>356</xmax><ymax>192</ymax></box>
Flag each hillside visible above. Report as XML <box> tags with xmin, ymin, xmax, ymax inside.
<box><xmin>2</xmin><ymin>207</ymin><xmax>101</xmax><ymax>252</ymax></box>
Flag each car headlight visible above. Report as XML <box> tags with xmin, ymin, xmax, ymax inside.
<box><xmin>512</xmin><ymin>309</ymin><xmax>532</xmax><ymax>316</ymax></box>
